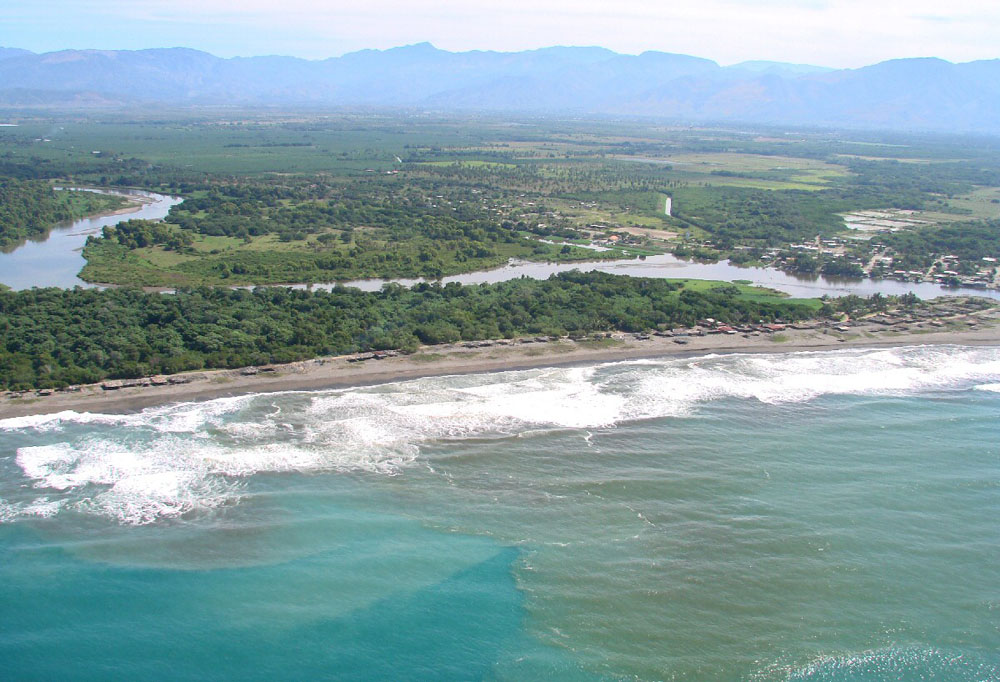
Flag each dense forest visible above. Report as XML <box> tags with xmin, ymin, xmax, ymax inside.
<box><xmin>843</xmin><ymin>159</ymin><xmax>1000</xmax><ymax>201</ymax></box>
<box><xmin>670</xmin><ymin>186</ymin><xmax>853</xmax><ymax>246</ymax></box>
<box><xmin>0</xmin><ymin>180</ymin><xmax>127</xmax><ymax>249</ymax></box>
<box><xmin>0</xmin><ymin>273</ymin><xmax>817</xmax><ymax>390</ymax></box>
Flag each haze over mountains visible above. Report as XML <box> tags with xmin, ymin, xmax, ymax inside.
<box><xmin>1</xmin><ymin>43</ymin><xmax>998</xmax><ymax>134</ymax></box>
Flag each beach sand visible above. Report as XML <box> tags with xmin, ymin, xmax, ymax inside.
<box><xmin>3</xmin><ymin>306</ymin><xmax>998</xmax><ymax>419</ymax></box>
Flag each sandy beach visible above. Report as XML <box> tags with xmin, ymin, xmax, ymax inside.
<box><xmin>3</xmin><ymin>304</ymin><xmax>998</xmax><ymax>420</ymax></box>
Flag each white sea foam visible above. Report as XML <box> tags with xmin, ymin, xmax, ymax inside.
<box><xmin>974</xmin><ymin>382</ymin><xmax>1000</xmax><ymax>393</ymax></box>
<box><xmin>78</xmin><ymin>471</ymin><xmax>236</xmax><ymax>526</ymax></box>
<box><xmin>614</xmin><ymin>345</ymin><xmax>1000</xmax><ymax>420</ymax></box>
<box><xmin>22</xmin><ymin>496</ymin><xmax>64</xmax><ymax>517</ymax></box>
<box><xmin>0</xmin><ymin>410</ymin><xmax>102</xmax><ymax>431</ymax></box>
<box><xmin>0</xmin><ymin>395</ymin><xmax>255</xmax><ymax>433</ymax></box>
<box><xmin>4</xmin><ymin>345</ymin><xmax>999</xmax><ymax>525</ymax></box>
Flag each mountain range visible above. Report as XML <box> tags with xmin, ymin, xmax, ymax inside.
<box><xmin>1</xmin><ymin>43</ymin><xmax>998</xmax><ymax>134</ymax></box>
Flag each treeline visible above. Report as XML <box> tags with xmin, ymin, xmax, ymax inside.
<box><xmin>98</xmin><ymin>219</ymin><xmax>194</xmax><ymax>251</ymax></box>
<box><xmin>0</xmin><ymin>149</ymin><xmax>201</xmax><ymax>189</ymax></box>
<box><xmin>0</xmin><ymin>272</ymin><xmax>817</xmax><ymax>390</ymax></box>
<box><xmin>770</xmin><ymin>251</ymin><xmax>867</xmax><ymax>278</ymax></box>
<box><xmin>843</xmin><ymin>159</ymin><xmax>1000</xmax><ymax>199</ymax></box>
<box><xmin>0</xmin><ymin>180</ymin><xmax>125</xmax><ymax>248</ymax></box>
<box><xmin>819</xmin><ymin>292</ymin><xmax>919</xmax><ymax>318</ymax></box>
<box><xmin>0</xmin><ymin>179</ymin><xmax>73</xmax><ymax>247</ymax></box>
<box><xmin>165</xmin><ymin>182</ymin><xmax>518</xmax><ymax>244</ymax></box>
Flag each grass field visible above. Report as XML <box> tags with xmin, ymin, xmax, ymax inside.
<box><xmin>632</xmin><ymin>152</ymin><xmax>851</xmax><ymax>191</ymax></box>
<box><xmin>669</xmin><ymin>278</ymin><xmax>823</xmax><ymax>309</ymax></box>
<box><xmin>944</xmin><ymin>186</ymin><xmax>1000</xmax><ymax>219</ymax></box>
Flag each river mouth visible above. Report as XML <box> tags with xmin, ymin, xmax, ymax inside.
<box><xmin>0</xmin><ymin>188</ymin><xmax>183</xmax><ymax>290</ymax></box>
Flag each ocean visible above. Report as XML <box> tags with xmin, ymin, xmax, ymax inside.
<box><xmin>2</xmin><ymin>345</ymin><xmax>999</xmax><ymax>680</ymax></box>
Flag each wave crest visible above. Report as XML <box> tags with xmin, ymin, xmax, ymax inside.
<box><xmin>3</xmin><ymin>345</ymin><xmax>998</xmax><ymax>525</ymax></box>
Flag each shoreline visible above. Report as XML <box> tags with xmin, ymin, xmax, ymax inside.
<box><xmin>0</xmin><ymin>192</ymin><xmax>152</xmax><ymax>253</ymax></box>
<box><xmin>3</xmin><ymin>310</ymin><xmax>998</xmax><ymax>420</ymax></box>
<box><xmin>60</xmin><ymin>186</ymin><xmax>158</xmax><ymax>219</ymax></box>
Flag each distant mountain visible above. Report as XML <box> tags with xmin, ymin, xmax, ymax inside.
<box><xmin>0</xmin><ymin>48</ymin><xmax>33</xmax><ymax>61</ymax></box>
<box><xmin>0</xmin><ymin>44</ymin><xmax>997</xmax><ymax>134</ymax></box>
<box><xmin>728</xmin><ymin>61</ymin><xmax>834</xmax><ymax>76</ymax></box>
<box><xmin>0</xmin><ymin>88</ymin><xmax>127</xmax><ymax>107</ymax></box>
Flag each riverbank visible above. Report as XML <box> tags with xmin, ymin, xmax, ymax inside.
<box><xmin>3</xmin><ymin>306</ymin><xmax>998</xmax><ymax>420</ymax></box>
<box><xmin>0</xmin><ymin>189</ymin><xmax>184</xmax><ymax>290</ymax></box>
<box><xmin>174</xmin><ymin>254</ymin><xmax>1000</xmax><ymax>300</ymax></box>
<box><xmin>55</xmin><ymin>186</ymin><xmax>155</xmax><ymax>225</ymax></box>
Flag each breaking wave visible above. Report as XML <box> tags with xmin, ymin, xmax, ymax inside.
<box><xmin>2</xmin><ymin>345</ymin><xmax>998</xmax><ymax>525</ymax></box>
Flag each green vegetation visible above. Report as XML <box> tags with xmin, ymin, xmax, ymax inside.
<box><xmin>639</xmin><ymin>152</ymin><xmax>849</xmax><ymax>191</ymax></box>
<box><xmin>1</xmin><ymin>113</ymin><xmax>999</xmax><ymax>388</ymax></box>
<box><xmin>669</xmin><ymin>185</ymin><xmax>853</xmax><ymax>246</ymax></box>
<box><xmin>0</xmin><ymin>272</ymin><xmax>817</xmax><ymax>390</ymax></box>
<box><xmin>0</xmin><ymin>180</ymin><xmax>128</xmax><ymax>249</ymax></box>
<box><xmin>2</xmin><ymin>114</ymin><xmax>999</xmax><ymax>288</ymax></box>
<box><xmin>80</xmin><ymin>178</ymin><xmax>613</xmax><ymax>285</ymax></box>
<box><xmin>879</xmin><ymin>220</ymin><xmax>1000</xmax><ymax>272</ymax></box>
<box><xmin>817</xmin><ymin>291</ymin><xmax>920</xmax><ymax>318</ymax></box>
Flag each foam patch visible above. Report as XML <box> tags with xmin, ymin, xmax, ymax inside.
<box><xmin>3</xmin><ymin>345</ymin><xmax>998</xmax><ymax>525</ymax></box>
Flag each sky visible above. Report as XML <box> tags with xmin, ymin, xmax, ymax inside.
<box><xmin>3</xmin><ymin>0</ymin><xmax>999</xmax><ymax>68</ymax></box>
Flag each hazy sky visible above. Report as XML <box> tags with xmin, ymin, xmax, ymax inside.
<box><xmin>4</xmin><ymin>0</ymin><xmax>999</xmax><ymax>67</ymax></box>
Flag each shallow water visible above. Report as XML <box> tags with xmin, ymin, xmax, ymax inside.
<box><xmin>2</xmin><ymin>345</ymin><xmax>999</xmax><ymax>680</ymax></box>
<box><xmin>326</xmin><ymin>254</ymin><xmax>1000</xmax><ymax>300</ymax></box>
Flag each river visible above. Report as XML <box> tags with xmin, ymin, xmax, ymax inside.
<box><xmin>0</xmin><ymin>189</ymin><xmax>996</xmax><ymax>301</ymax></box>
<box><xmin>322</xmin><ymin>254</ymin><xmax>1000</xmax><ymax>301</ymax></box>
<box><xmin>0</xmin><ymin>189</ymin><xmax>183</xmax><ymax>290</ymax></box>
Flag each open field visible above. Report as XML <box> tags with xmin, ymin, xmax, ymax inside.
<box><xmin>944</xmin><ymin>186</ymin><xmax>1000</xmax><ymax>220</ymax></box>
<box><xmin>614</xmin><ymin>152</ymin><xmax>850</xmax><ymax>190</ymax></box>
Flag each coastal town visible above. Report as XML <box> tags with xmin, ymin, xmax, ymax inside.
<box><xmin>507</xmin><ymin>198</ymin><xmax>1000</xmax><ymax>291</ymax></box>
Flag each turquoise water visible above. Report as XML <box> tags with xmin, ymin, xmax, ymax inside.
<box><xmin>2</xmin><ymin>345</ymin><xmax>999</xmax><ymax>680</ymax></box>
